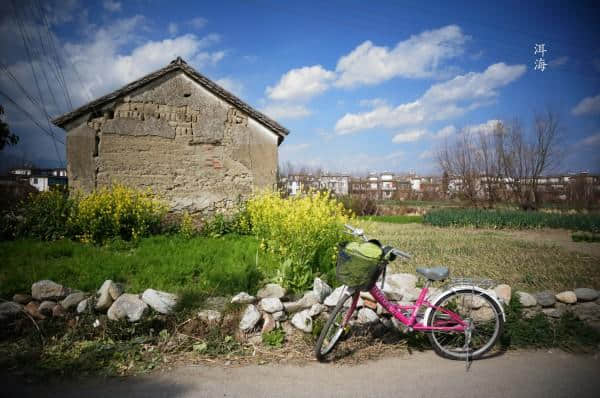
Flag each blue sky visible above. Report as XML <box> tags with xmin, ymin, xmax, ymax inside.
<box><xmin>1</xmin><ymin>0</ymin><xmax>599</xmax><ymax>174</ymax></box>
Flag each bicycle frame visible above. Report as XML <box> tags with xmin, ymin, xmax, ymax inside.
<box><xmin>344</xmin><ymin>283</ymin><xmax>467</xmax><ymax>333</ymax></box>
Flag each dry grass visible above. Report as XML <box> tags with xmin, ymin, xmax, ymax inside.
<box><xmin>356</xmin><ymin>221</ymin><xmax>600</xmax><ymax>292</ymax></box>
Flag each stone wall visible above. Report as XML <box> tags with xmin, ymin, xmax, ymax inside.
<box><xmin>65</xmin><ymin>72</ymin><xmax>279</xmax><ymax>213</ymax></box>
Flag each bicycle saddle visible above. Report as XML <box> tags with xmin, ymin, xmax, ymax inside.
<box><xmin>416</xmin><ymin>266</ymin><xmax>449</xmax><ymax>281</ymax></box>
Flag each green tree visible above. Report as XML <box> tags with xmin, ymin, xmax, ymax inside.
<box><xmin>0</xmin><ymin>104</ymin><xmax>19</xmax><ymax>150</ymax></box>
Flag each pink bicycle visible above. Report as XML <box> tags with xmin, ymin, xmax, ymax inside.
<box><xmin>315</xmin><ymin>224</ymin><xmax>505</xmax><ymax>362</ymax></box>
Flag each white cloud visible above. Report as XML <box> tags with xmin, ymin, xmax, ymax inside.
<box><xmin>359</xmin><ymin>98</ymin><xmax>387</xmax><ymax>108</ymax></box>
<box><xmin>433</xmin><ymin>125</ymin><xmax>456</xmax><ymax>139</ymax></box>
<box><xmin>336</xmin><ymin>100</ymin><xmax>424</xmax><ymax>134</ymax></box>
<box><xmin>335</xmin><ymin>63</ymin><xmax>526</xmax><ymax>134</ymax></box>
<box><xmin>261</xmin><ymin>103</ymin><xmax>311</xmax><ymax>120</ymax></box>
<box><xmin>215</xmin><ymin>77</ymin><xmax>244</xmax><ymax>96</ymax></box>
<box><xmin>188</xmin><ymin>17</ymin><xmax>208</xmax><ymax>29</ymax></box>
<box><xmin>419</xmin><ymin>150</ymin><xmax>434</xmax><ymax>159</ymax></box>
<box><xmin>168</xmin><ymin>22</ymin><xmax>178</xmax><ymax>36</ymax></box>
<box><xmin>384</xmin><ymin>151</ymin><xmax>404</xmax><ymax>160</ymax></box>
<box><xmin>577</xmin><ymin>132</ymin><xmax>600</xmax><ymax>147</ymax></box>
<box><xmin>549</xmin><ymin>56</ymin><xmax>568</xmax><ymax>67</ymax></box>
<box><xmin>421</xmin><ymin>62</ymin><xmax>526</xmax><ymax>104</ymax></box>
<box><xmin>266</xmin><ymin>65</ymin><xmax>335</xmax><ymax>101</ymax></box>
<box><xmin>103</xmin><ymin>0</ymin><xmax>121</xmax><ymax>12</ymax></box>
<box><xmin>392</xmin><ymin>129</ymin><xmax>427</xmax><ymax>143</ymax></box>
<box><xmin>572</xmin><ymin>94</ymin><xmax>600</xmax><ymax>116</ymax></box>
<box><xmin>280</xmin><ymin>143</ymin><xmax>310</xmax><ymax>153</ymax></box>
<box><xmin>54</xmin><ymin>18</ymin><xmax>227</xmax><ymax>104</ymax></box>
<box><xmin>335</xmin><ymin>25</ymin><xmax>468</xmax><ymax>88</ymax></box>
<box><xmin>464</xmin><ymin>119</ymin><xmax>502</xmax><ymax>135</ymax></box>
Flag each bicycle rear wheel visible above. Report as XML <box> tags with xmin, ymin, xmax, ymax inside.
<box><xmin>314</xmin><ymin>292</ymin><xmax>355</xmax><ymax>361</ymax></box>
<box><xmin>426</xmin><ymin>289</ymin><xmax>503</xmax><ymax>360</ymax></box>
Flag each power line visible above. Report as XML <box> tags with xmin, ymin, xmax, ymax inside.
<box><xmin>11</xmin><ymin>0</ymin><xmax>64</xmax><ymax>166</ymax></box>
<box><xmin>0</xmin><ymin>87</ymin><xmax>65</xmax><ymax>146</ymax></box>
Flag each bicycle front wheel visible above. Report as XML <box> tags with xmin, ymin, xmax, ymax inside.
<box><xmin>314</xmin><ymin>292</ymin><xmax>355</xmax><ymax>361</ymax></box>
<box><xmin>426</xmin><ymin>289</ymin><xmax>503</xmax><ymax>360</ymax></box>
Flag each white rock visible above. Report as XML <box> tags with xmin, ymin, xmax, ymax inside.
<box><xmin>382</xmin><ymin>285</ymin><xmax>404</xmax><ymax>301</ymax></box>
<box><xmin>555</xmin><ymin>291</ymin><xmax>577</xmax><ymax>304</ymax></box>
<box><xmin>494</xmin><ymin>284</ymin><xmax>512</xmax><ymax>304</ymax></box>
<box><xmin>291</xmin><ymin>310</ymin><xmax>312</xmax><ymax>333</ymax></box>
<box><xmin>400</xmin><ymin>287</ymin><xmax>421</xmax><ymax>302</ymax></box>
<box><xmin>239</xmin><ymin>304</ymin><xmax>261</xmax><ymax>331</ymax></box>
<box><xmin>360</xmin><ymin>291</ymin><xmax>375</xmax><ymax>301</ymax></box>
<box><xmin>261</xmin><ymin>313</ymin><xmax>276</xmax><ymax>334</ymax></box>
<box><xmin>96</xmin><ymin>280</ymin><xmax>123</xmax><ymax>311</ymax></box>
<box><xmin>386</xmin><ymin>274</ymin><xmax>418</xmax><ymax>290</ymax></box>
<box><xmin>198</xmin><ymin>309</ymin><xmax>222</xmax><ymax>323</ymax></box>
<box><xmin>60</xmin><ymin>292</ymin><xmax>87</xmax><ymax>310</ymax></box>
<box><xmin>256</xmin><ymin>283</ymin><xmax>286</xmax><ymax>299</ymax></box>
<box><xmin>308</xmin><ymin>303</ymin><xmax>327</xmax><ymax>317</ymax></box>
<box><xmin>272</xmin><ymin>311</ymin><xmax>287</xmax><ymax>321</ymax></box>
<box><xmin>516</xmin><ymin>291</ymin><xmax>537</xmax><ymax>307</ymax></box>
<box><xmin>107</xmin><ymin>294</ymin><xmax>148</xmax><ymax>322</ymax></box>
<box><xmin>259</xmin><ymin>297</ymin><xmax>284</xmax><ymax>313</ymax></box>
<box><xmin>343</xmin><ymin>296</ymin><xmax>364</xmax><ymax>308</ymax></box>
<box><xmin>313</xmin><ymin>278</ymin><xmax>332</xmax><ymax>303</ymax></box>
<box><xmin>357</xmin><ymin>308</ymin><xmax>379</xmax><ymax>324</ymax></box>
<box><xmin>31</xmin><ymin>280</ymin><xmax>69</xmax><ymax>301</ymax></box>
<box><xmin>76</xmin><ymin>298</ymin><xmax>89</xmax><ymax>314</ymax></box>
<box><xmin>141</xmin><ymin>289</ymin><xmax>178</xmax><ymax>314</ymax></box>
<box><xmin>324</xmin><ymin>285</ymin><xmax>348</xmax><ymax>306</ymax></box>
<box><xmin>231</xmin><ymin>292</ymin><xmax>256</xmax><ymax>304</ymax></box>
<box><xmin>38</xmin><ymin>301</ymin><xmax>56</xmax><ymax>316</ymax></box>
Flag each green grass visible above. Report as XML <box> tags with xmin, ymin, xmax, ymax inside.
<box><xmin>424</xmin><ymin>208</ymin><xmax>600</xmax><ymax>232</ymax></box>
<box><xmin>355</xmin><ymin>221</ymin><xmax>600</xmax><ymax>291</ymax></box>
<box><xmin>0</xmin><ymin>235</ymin><xmax>278</xmax><ymax>305</ymax></box>
<box><xmin>359</xmin><ymin>215</ymin><xmax>423</xmax><ymax>224</ymax></box>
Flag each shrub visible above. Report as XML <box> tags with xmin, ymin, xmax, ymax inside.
<box><xmin>178</xmin><ymin>211</ymin><xmax>197</xmax><ymax>239</ymax></box>
<box><xmin>338</xmin><ymin>195</ymin><xmax>378</xmax><ymax>216</ymax></box>
<box><xmin>200</xmin><ymin>208</ymin><xmax>252</xmax><ymax>238</ymax></box>
<box><xmin>14</xmin><ymin>190</ymin><xmax>75</xmax><ymax>241</ymax></box>
<box><xmin>247</xmin><ymin>190</ymin><xmax>351</xmax><ymax>291</ymax></box>
<box><xmin>424</xmin><ymin>208</ymin><xmax>600</xmax><ymax>232</ymax></box>
<box><xmin>69</xmin><ymin>184</ymin><xmax>167</xmax><ymax>244</ymax></box>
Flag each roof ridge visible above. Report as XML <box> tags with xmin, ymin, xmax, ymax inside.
<box><xmin>51</xmin><ymin>57</ymin><xmax>289</xmax><ymax>141</ymax></box>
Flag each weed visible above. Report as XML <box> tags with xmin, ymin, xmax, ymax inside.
<box><xmin>262</xmin><ymin>328</ymin><xmax>285</xmax><ymax>347</ymax></box>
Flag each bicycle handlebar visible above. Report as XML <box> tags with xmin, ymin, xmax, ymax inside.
<box><xmin>343</xmin><ymin>224</ymin><xmax>411</xmax><ymax>260</ymax></box>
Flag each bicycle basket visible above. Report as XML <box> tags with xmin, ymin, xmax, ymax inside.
<box><xmin>336</xmin><ymin>241</ymin><xmax>383</xmax><ymax>289</ymax></box>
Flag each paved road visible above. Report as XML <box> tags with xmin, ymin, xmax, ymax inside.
<box><xmin>4</xmin><ymin>350</ymin><xmax>600</xmax><ymax>398</ymax></box>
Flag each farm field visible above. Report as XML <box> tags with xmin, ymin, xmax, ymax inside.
<box><xmin>356</xmin><ymin>221</ymin><xmax>600</xmax><ymax>292</ymax></box>
<box><xmin>2</xmin><ymin>221</ymin><xmax>599</xmax><ymax>303</ymax></box>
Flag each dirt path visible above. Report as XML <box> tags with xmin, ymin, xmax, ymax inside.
<box><xmin>504</xmin><ymin>229</ymin><xmax>600</xmax><ymax>257</ymax></box>
<box><xmin>5</xmin><ymin>350</ymin><xmax>600</xmax><ymax>398</ymax></box>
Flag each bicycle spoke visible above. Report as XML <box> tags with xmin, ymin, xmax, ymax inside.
<box><xmin>429</xmin><ymin>291</ymin><xmax>501</xmax><ymax>359</ymax></box>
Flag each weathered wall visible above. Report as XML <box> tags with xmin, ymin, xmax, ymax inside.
<box><xmin>65</xmin><ymin>71</ymin><xmax>279</xmax><ymax>213</ymax></box>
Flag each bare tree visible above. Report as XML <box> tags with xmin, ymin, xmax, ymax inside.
<box><xmin>496</xmin><ymin>109</ymin><xmax>563</xmax><ymax>209</ymax></box>
<box><xmin>437</xmin><ymin>129</ymin><xmax>479</xmax><ymax>203</ymax></box>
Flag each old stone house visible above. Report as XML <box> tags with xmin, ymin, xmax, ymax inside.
<box><xmin>52</xmin><ymin>57</ymin><xmax>289</xmax><ymax>213</ymax></box>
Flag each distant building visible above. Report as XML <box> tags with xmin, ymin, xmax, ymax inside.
<box><xmin>9</xmin><ymin>167</ymin><xmax>67</xmax><ymax>192</ymax></box>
